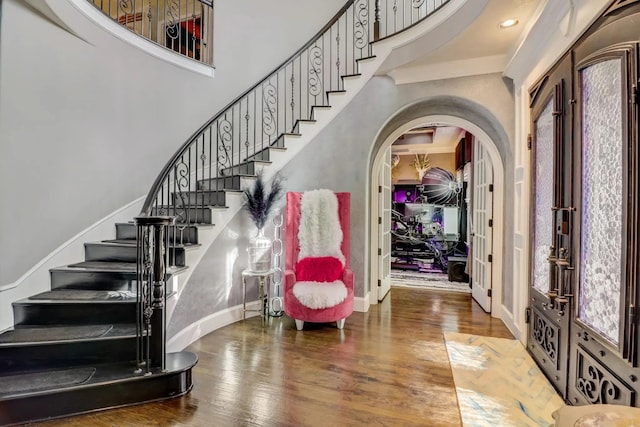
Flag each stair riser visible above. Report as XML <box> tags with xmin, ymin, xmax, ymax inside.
<box><xmin>84</xmin><ymin>244</ymin><xmax>186</xmax><ymax>267</ymax></box>
<box><xmin>13</xmin><ymin>302</ymin><xmax>136</xmax><ymax>326</ymax></box>
<box><xmin>198</xmin><ymin>175</ymin><xmax>256</xmax><ymax>191</ymax></box>
<box><xmin>84</xmin><ymin>243</ymin><xmax>136</xmax><ymax>263</ymax></box>
<box><xmin>0</xmin><ymin>337</ymin><xmax>137</xmax><ymax>374</ymax></box>
<box><xmin>115</xmin><ymin>223</ymin><xmax>137</xmax><ymax>240</ymax></box>
<box><xmin>292</xmin><ymin>120</ymin><xmax>315</xmax><ymax>134</ymax></box>
<box><xmin>173</xmin><ymin>191</ymin><xmax>227</xmax><ymax>207</ymax></box>
<box><xmin>151</xmin><ymin>207</ymin><xmax>214</xmax><ymax>224</ymax></box>
<box><xmin>116</xmin><ymin>223</ymin><xmax>199</xmax><ymax>244</ymax></box>
<box><xmin>197</xmin><ymin>175</ymin><xmax>243</xmax><ymax>191</ymax></box>
<box><xmin>221</xmin><ymin>162</ymin><xmax>258</xmax><ymax>176</ymax></box>
<box><xmin>246</xmin><ymin>150</ymin><xmax>271</xmax><ymax>162</ymax></box>
<box><xmin>0</xmin><ymin>369</ymin><xmax>193</xmax><ymax>426</ymax></box>
<box><xmin>50</xmin><ymin>270</ymin><xmax>135</xmax><ymax>291</ymax></box>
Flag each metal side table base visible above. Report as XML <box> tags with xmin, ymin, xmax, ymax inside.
<box><xmin>242</xmin><ymin>269</ymin><xmax>276</xmax><ymax>326</ymax></box>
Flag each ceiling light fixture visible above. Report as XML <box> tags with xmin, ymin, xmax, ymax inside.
<box><xmin>499</xmin><ymin>18</ymin><xmax>518</xmax><ymax>29</ymax></box>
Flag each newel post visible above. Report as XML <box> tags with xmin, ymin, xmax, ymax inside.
<box><xmin>134</xmin><ymin>215</ymin><xmax>174</xmax><ymax>374</ymax></box>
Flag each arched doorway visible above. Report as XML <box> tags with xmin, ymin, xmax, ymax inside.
<box><xmin>368</xmin><ymin>113</ymin><xmax>506</xmax><ymax>318</ymax></box>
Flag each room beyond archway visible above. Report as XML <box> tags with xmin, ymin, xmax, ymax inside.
<box><xmin>368</xmin><ymin>115</ymin><xmax>505</xmax><ymax>318</ymax></box>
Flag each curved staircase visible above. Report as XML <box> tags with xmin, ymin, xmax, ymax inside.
<box><xmin>0</xmin><ymin>220</ymin><xmax>198</xmax><ymax>426</ymax></box>
<box><xmin>0</xmin><ymin>0</ymin><xmax>454</xmax><ymax>425</ymax></box>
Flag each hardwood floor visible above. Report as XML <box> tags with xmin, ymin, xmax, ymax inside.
<box><xmin>33</xmin><ymin>288</ymin><xmax>513</xmax><ymax>427</ymax></box>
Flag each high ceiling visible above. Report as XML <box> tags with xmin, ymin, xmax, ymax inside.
<box><xmin>410</xmin><ymin>0</ymin><xmax>541</xmax><ymax>68</ymax></box>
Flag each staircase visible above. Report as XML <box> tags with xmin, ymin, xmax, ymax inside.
<box><xmin>0</xmin><ymin>220</ymin><xmax>202</xmax><ymax>426</ymax></box>
<box><xmin>0</xmin><ymin>0</ymin><xmax>453</xmax><ymax>425</ymax></box>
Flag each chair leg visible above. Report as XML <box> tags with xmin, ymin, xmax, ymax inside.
<box><xmin>336</xmin><ymin>319</ymin><xmax>345</xmax><ymax>329</ymax></box>
<box><xmin>295</xmin><ymin>319</ymin><xmax>304</xmax><ymax>330</ymax></box>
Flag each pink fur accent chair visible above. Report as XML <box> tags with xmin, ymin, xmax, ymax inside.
<box><xmin>284</xmin><ymin>191</ymin><xmax>354</xmax><ymax>330</ymax></box>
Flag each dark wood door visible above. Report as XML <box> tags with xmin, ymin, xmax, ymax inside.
<box><xmin>528</xmin><ymin>55</ymin><xmax>573</xmax><ymax>400</ymax></box>
<box><xmin>528</xmin><ymin>2</ymin><xmax>640</xmax><ymax>406</ymax></box>
<box><xmin>567</xmin><ymin>15</ymin><xmax>640</xmax><ymax>405</ymax></box>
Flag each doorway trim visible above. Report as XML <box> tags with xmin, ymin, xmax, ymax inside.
<box><xmin>369</xmin><ymin>115</ymin><xmax>504</xmax><ymax>318</ymax></box>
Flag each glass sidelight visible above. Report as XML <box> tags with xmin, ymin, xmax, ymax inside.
<box><xmin>532</xmin><ymin>97</ymin><xmax>555</xmax><ymax>295</ymax></box>
<box><xmin>577</xmin><ymin>58</ymin><xmax>623</xmax><ymax>346</ymax></box>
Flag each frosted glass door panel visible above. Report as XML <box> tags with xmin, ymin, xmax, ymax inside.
<box><xmin>533</xmin><ymin>98</ymin><xmax>555</xmax><ymax>295</ymax></box>
<box><xmin>578</xmin><ymin>59</ymin><xmax>623</xmax><ymax>345</ymax></box>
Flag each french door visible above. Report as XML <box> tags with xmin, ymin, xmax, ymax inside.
<box><xmin>471</xmin><ymin>140</ymin><xmax>494</xmax><ymax>312</ymax></box>
<box><xmin>378</xmin><ymin>147</ymin><xmax>392</xmax><ymax>301</ymax></box>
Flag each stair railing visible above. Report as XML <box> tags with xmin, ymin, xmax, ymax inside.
<box><xmin>88</xmin><ymin>0</ymin><xmax>214</xmax><ymax>65</ymax></box>
<box><xmin>134</xmin><ymin>0</ymin><xmax>449</xmax><ymax>364</ymax></box>
<box><xmin>138</xmin><ymin>0</ymin><xmax>449</xmax><ymax>229</ymax></box>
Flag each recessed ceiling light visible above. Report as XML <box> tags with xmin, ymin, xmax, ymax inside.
<box><xmin>499</xmin><ymin>18</ymin><xmax>518</xmax><ymax>29</ymax></box>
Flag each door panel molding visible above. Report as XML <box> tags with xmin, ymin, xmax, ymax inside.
<box><xmin>571</xmin><ymin>345</ymin><xmax>635</xmax><ymax>406</ymax></box>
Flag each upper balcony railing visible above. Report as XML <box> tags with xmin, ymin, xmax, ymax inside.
<box><xmin>89</xmin><ymin>0</ymin><xmax>214</xmax><ymax>65</ymax></box>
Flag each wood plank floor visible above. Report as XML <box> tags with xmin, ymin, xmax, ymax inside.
<box><xmin>33</xmin><ymin>287</ymin><xmax>513</xmax><ymax>427</ymax></box>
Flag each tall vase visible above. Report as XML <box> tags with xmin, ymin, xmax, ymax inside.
<box><xmin>247</xmin><ymin>227</ymin><xmax>272</xmax><ymax>272</ymax></box>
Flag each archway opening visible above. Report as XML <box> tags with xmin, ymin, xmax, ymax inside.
<box><xmin>368</xmin><ymin>114</ymin><xmax>505</xmax><ymax>318</ymax></box>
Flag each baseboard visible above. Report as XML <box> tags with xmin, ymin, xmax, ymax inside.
<box><xmin>354</xmin><ymin>293</ymin><xmax>370</xmax><ymax>312</ymax></box>
<box><xmin>501</xmin><ymin>305</ymin><xmax>523</xmax><ymax>343</ymax></box>
<box><xmin>167</xmin><ymin>301</ymin><xmax>261</xmax><ymax>352</ymax></box>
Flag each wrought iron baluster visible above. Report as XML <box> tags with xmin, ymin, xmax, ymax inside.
<box><xmin>217</xmin><ymin>117</ymin><xmax>232</xmax><ymax>175</ymax></box>
<box><xmin>290</xmin><ymin>70</ymin><xmax>295</xmax><ymax>131</ymax></box>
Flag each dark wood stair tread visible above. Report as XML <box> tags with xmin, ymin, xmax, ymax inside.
<box><xmin>0</xmin><ymin>324</ymin><xmax>139</xmax><ymax>345</ymax></box>
<box><xmin>17</xmin><ymin>290</ymin><xmax>176</xmax><ymax>305</ymax></box>
<box><xmin>25</xmin><ymin>289</ymin><xmax>136</xmax><ymax>303</ymax></box>
<box><xmin>62</xmin><ymin>261</ymin><xmax>187</xmax><ymax>275</ymax></box>
<box><xmin>0</xmin><ymin>366</ymin><xmax>97</xmax><ymax>396</ymax></box>
<box><xmin>101</xmin><ymin>239</ymin><xmax>200</xmax><ymax>248</ymax></box>
<box><xmin>0</xmin><ymin>351</ymin><xmax>197</xmax><ymax>399</ymax></box>
<box><xmin>66</xmin><ymin>261</ymin><xmax>137</xmax><ymax>271</ymax></box>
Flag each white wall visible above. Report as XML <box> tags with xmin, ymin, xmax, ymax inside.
<box><xmin>0</xmin><ymin>0</ymin><xmax>344</xmax><ymax>290</ymax></box>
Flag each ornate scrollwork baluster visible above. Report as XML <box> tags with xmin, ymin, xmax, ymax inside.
<box><xmin>308</xmin><ymin>46</ymin><xmax>323</xmax><ymax>98</ymax></box>
<box><xmin>173</xmin><ymin>161</ymin><xmax>190</xmax><ymax>238</ymax></box>
<box><xmin>165</xmin><ymin>0</ymin><xmax>180</xmax><ymax>42</ymax></box>
<box><xmin>354</xmin><ymin>0</ymin><xmax>369</xmax><ymax>50</ymax></box>
<box><xmin>217</xmin><ymin>119</ymin><xmax>233</xmax><ymax>175</ymax></box>
<box><xmin>262</xmin><ymin>83</ymin><xmax>278</xmax><ymax>139</ymax></box>
<box><xmin>119</xmin><ymin>0</ymin><xmax>134</xmax><ymax>15</ymax></box>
